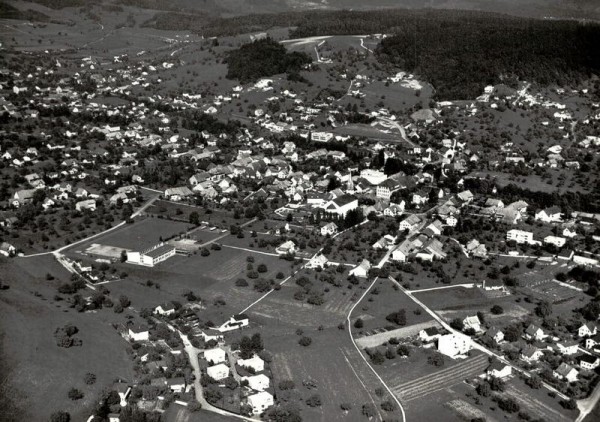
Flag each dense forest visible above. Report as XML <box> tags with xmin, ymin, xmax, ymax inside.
<box><xmin>225</xmin><ymin>38</ymin><xmax>311</xmax><ymax>83</ymax></box>
<box><xmin>198</xmin><ymin>9</ymin><xmax>600</xmax><ymax>100</ymax></box>
<box><xmin>375</xmin><ymin>14</ymin><xmax>600</xmax><ymax>100</ymax></box>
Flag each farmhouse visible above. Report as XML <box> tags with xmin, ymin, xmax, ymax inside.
<box><xmin>486</xmin><ymin>327</ymin><xmax>504</xmax><ymax>344</ymax></box>
<box><xmin>437</xmin><ymin>333</ymin><xmax>471</xmax><ymax>358</ymax></box>
<box><xmin>463</xmin><ymin>315</ymin><xmax>482</xmax><ymax>333</ymax></box>
<box><xmin>154</xmin><ymin>302</ymin><xmax>176</xmax><ymax>316</ymax></box>
<box><xmin>247</xmin><ymin>391</ymin><xmax>274</xmax><ymax>415</ymax></box>
<box><xmin>164</xmin><ymin>186</ymin><xmax>193</xmax><ymax>201</ymax></box>
<box><xmin>207</xmin><ymin>363</ymin><xmax>229</xmax><ymax>381</ymax></box>
<box><xmin>418</xmin><ymin>327</ymin><xmax>441</xmax><ymax>343</ymax></box>
<box><xmin>349</xmin><ymin>259</ymin><xmax>371</xmax><ymax>278</ymax></box>
<box><xmin>217</xmin><ymin>315</ymin><xmax>249</xmax><ymax>332</ymax></box>
<box><xmin>555</xmin><ymin>340</ymin><xmax>579</xmax><ymax>355</ymax></box>
<box><xmin>128</xmin><ymin>324</ymin><xmax>149</xmax><ymax>342</ymax></box>
<box><xmin>127</xmin><ymin>243</ymin><xmax>176</xmax><ymax>267</ymax></box>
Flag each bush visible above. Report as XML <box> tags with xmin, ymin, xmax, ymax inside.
<box><xmin>299</xmin><ymin>336</ymin><xmax>312</xmax><ymax>347</ymax></box>
<box><xmin>427</xmin><ymin>353</ymin><xmax>444</xmax><ymax>367</ymax></box>
<box><xmin>257</xmin><ymin>264</ymin><xmax>268</xmax><ymax>273</ymax></box>
<box><xmin>200</xmin><ymin>247</ymin><xmax>210</xmax><ymax>256</ymax></box>
<box><xmin>67</xmin><ymin>388</ymin><xmax>84</xmax><ymax>400</ymax></box>
<box><xmin>306</xmin><ymin>394</ymin><xmax>322</xmax><ymax>407</ymax></box>
<box><xmin>381</xmin><ymin>401</ymin><xmax>396</xmax><ymax>411</ymax></box>
<box><xmin>498</xmin><ymin>397</ymin><xmax>520</xmax><ymax>413</ymax></box>
<box><xmin>50</xmin><ymin>411</ymin><xmax>71</xmax><ymax>422</ymax></box>
<box><xmin>84</xmin><ymin>373</ymin><xmax>96</xmax><ymax>385</ymax></box>
<box><xmin>354</xmin><ymin>318</ymin><xmax>364</xmax><ymax>329</ymax></box>
<box><xmin>235</xmin><ymin>278</ymin><xmax>249</xmax><ymax>287</ymax></box>
<box><xmin>491</xmin><ymin>305</ymin><xmax>504</xmax><ymax>314</ymax></box>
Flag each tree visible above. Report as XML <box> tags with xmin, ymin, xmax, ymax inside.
<box><xmin>397</xmin><ymin>345</ymin><xmax>410</xmax><ymax>357</ymax></box>
<box><xmin>498</xmin><ymin>397</ymin><xmax>520</xmax><ymax>413</ymax></box>
<box><xmin>450</xmin><ymin>318</ymin><xmax>464</xmax><ymax>331</ymax></box>
<box><xmin>299</xmin><ymin>337</ymin><xmax>312</xmax><ymax>347</ymax></box>
<box><xmin>476</xmin><ymin>382</ymin><xmax>491</xmax><ymax>397</ymax></box>
<box><xmin>490</xmin><ymin>305</ymin><xmax>504</xmax><ymax>315</ymax></box>
<box><xmin>362</xmin><ymin>404</ymin><xmax>376</xmax><ymax>418</ymax></box>
<box><xmin>257</xmin><ymin>264</ymin><xmax>268</xmax><ymax>273</ymax></box>
<box><xmin>526</xmin><ymin>375</ymin><xmax>542</xmax><ymax>389</ymax></box>
<box><xmin>189</xmin><ymin>211</ymin><xmax>200</xmax><ymax>225</ymax></box>
<box><xmin>84</xmin><ymin>373</ymin><xmax>96</xmax><ymax>385</ymax></box>
<box><xmin>50</xmin><ymin>411</ymin><xmax>70</xmax><ymax>422</ymax></box>
<box><xmin>535</xmin><ymin>301</ymin><xmax>552</xmax><ymax>317</ymax></box>
<box><xmin>306</xmin><ymin>394</ymin><xmax>322</xmax><ymax>407</ymax></box>
<box><xmin>386</xmin><ymin>309</ymin><xmax>407</xmax><ymax>326</ymax></box>
<box><xmin>354</xmin><ymin>318</ymin><xmax>364</xmax><ymax>329</ymax></box>
<box><xmin>67</xmin><ymin>388</ymin><xmax>83</xmax><ymax>400</ymax></box>
<box><xmin>427</xmin><ymin>353</ymin><xmax>444</xmax><ymax>367</ymax></box>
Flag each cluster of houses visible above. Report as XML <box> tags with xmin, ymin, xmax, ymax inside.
<box><xmin>417</xmin><ymin>316</ymin><xmax>600</xmax><ymax>395</ymax></box>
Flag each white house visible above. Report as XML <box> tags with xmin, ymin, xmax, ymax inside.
<box><xmin>399</xmin><ymin>215</ymin><xmax>422</xmax><ymax>232</ymax></box>
<box><xmin>524</xmin><ymin>324</ymin><xmax>546</xmax><ymax>341</ymax></box>
<box><xmin>556</xmin><ymin>340</ymin><xmax>579</xmax><ymax>356</ymax></box>
<box><xmin>578</xmin><ymin>322</ymin><xmax>597</xmax><ymax>338</ymax></box>
<box><xmin>535</xmin><ymin>207</ymin><xmax>563</xmax><ymax>223</ymax></box>
<box><xmin>207</xmin><ymin>363</ymin><xmax>229</xmax><ymax>381</ymax></box>
<box><xmin>520</xmin><ymin>345</ymin><xmax>544</xmax><ymax>363</ymax></box>
<box><xmin>204</xmin><ymin>348</ymin><xmax>227</xmax><ymax>365</ymax></box>
<box><xmin>217</xmin><ymin>315</ymin><xmax>249</xmax><ymax>332</ymax></box>
<box><xmin>437</xmin><ymin>333</ymin><xmax>471</xmax><ymax>358</ymax></box>
<box><xmin>305</xmin><ymin>254</ymin><xmax>329</xmax><ymax>269</ymax></box>
<box><xmin>128</xmin><ymin>324</ymin><xmax>149</xmax><ymax>341</ymax></box>
<box><xmin>247</xmin><ymin>391</ymin><xmax>274</xmax><ymax>415</ymax></box>
<box><xmin>349</xmin><ymin>259</ymin><xmax>371</xmax><ymax>278</ymax></box>
<box><xmin>462</xmin><ymin>315</ymin><xmax>482</xmax><ymax>333</ymax></box>
<box><xmin>580</xmin><ymin>355</ymin><xmax>600</xmax><ymax>370</ymax></box>
<box><xmin>554</xmin><ymin>363</ymin><xmax>579</xmax><ymax>383</ymax></box>
<box><xmin>166</xmin><ymin>377</ymin><xmax>186</xmax><ymax>393</ymax></box>
<box><xmin>486</xmin><ymin>360</ymin><xmax>512</xmax><ymax>379</ymax></box>
<box><xmin>243</xmin><ymin>374</ymin><xmax>270</xmax><ymax>391</ymax></box>
<box><xmin>154</xmin><ymin>302</ymin><xmax>176</xmax><ymax>316</ymax></box>
<box><xmin>418</xmin><ymin>327</ymin><xmax>441</xmax><ymax>343</ymax></box>
<box><xmin>320</xmin><ymin>222</ymin><xmax>338</xmax><ymax>236</ymax></box>
<box><xmin>486</xmin><ymin>327</ymin><xmax>504</xmax><ymax>344</ymax></box>
<box><xmin>275</xmin><ymin>240</ymin><xmax>296</xmax><ymax>256</ymax></box>
<box><xmin>237</xmin><ymin>355</ymin><xmax>265</xmax><ymax>373</ymax></box>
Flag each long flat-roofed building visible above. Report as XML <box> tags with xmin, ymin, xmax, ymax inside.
<box><xmin>127</xmin><ymin>243</ymin><xmax>176</xmax><ymax>267</ymax></box>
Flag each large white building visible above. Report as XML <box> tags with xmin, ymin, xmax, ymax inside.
<box><xmin>506</xmin><ymin>229</ymin><xmax>534</xmax><ymax>244</ymax></box>
<box><xmin>323</xmin><ymin>194</ymin><xmax>358</xmax><ymax>217</ymax></box>
<box><xmin>543</xmin><ymin>235</ymin><xmax>566</xmax><ymax>248</ymax></box>
<box><xmin>437</xmin><ymin>333</ymin><xmax>471</xmax><ymax>358</ymax></box>
<box><xmin>126</xmin><ymin>243</ymin><xmax>176</xmax><ymax>267</ymax></box>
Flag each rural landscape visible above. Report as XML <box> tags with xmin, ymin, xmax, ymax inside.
<box><xmin>1</xmin><ymin>1</ymin><xmax>600</xmax><ymax>422</ymax></box>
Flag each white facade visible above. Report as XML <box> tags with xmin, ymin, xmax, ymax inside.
<box><xmin>204</xmin><ymin>348</ymin><xmax>227</xmax><ymax>365</ymax></box>
<box><xmin>207</xmin><ymin>363</ymin><xmax>229</xmax><ymax>381</ymax></box>
<box><xmin>247</xmin><ymin>391</ymin><xmax>274</xmax><ymax>415</ymax></box>
<box><xmin>506</xmin><ymin>229</ymin><xmax>534</xmax><ymax>244</ymax></box>
<box><xmin>437</xmin><ymin>333</ymin><xmax>471</xmax><ymax>358</ymax></box>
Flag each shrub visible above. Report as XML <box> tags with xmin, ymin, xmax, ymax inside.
<box><xmin>84</xmin><ymin>373</ymin><xmax>96</xmax><ymax>385</ymax></box>
<box><xmin>67</xmin><ymin>388</ymin><xmax>84</xmax><ymax>400</ymax></box>
<box><xmin>306</xmin><ymin>394</ymin><xmax>322</xmax><ymax>407</ymax></box>
<box><xmin>235</xmin><ymin>278</ymin><xmax>249</xmax><ymax>287</ymax></box>
<box><xmin>299</xmin><ymin>336</ymin><xmax>312</xmax><ymax>347</ymax></box>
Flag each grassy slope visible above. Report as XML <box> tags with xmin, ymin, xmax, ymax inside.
<box><xmin>0</xmin><ymin>256</ymin><xmax>134</xmax><ymax>421</ymax></box>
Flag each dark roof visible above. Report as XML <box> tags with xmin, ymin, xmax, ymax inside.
<box><xmin>144</xmin><ymin>244</ymin><xmax>175</xmax><ymax>259</ymax></box>
<box><xmin>332</xmin><ymin>194</ymin><xmax>357</xmax><ymax>207</ymax></box>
